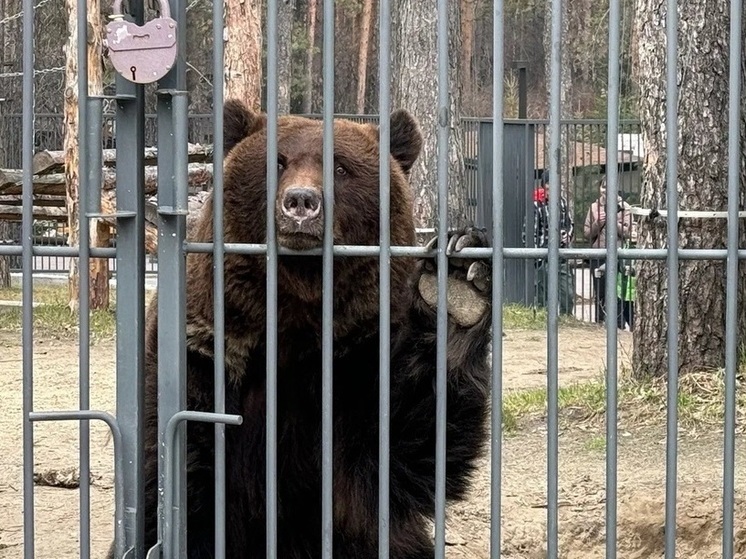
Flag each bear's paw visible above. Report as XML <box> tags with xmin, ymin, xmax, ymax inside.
<box><xmin>418</xmin><ymin>227</ymin><xmax>492</xmax><ymax>328</ymax></box>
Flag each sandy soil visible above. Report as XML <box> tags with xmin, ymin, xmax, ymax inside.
<box><xmin>0</xmin><ymin>326</ymin><xmax>743</xmax><ymax>558</ymax></box>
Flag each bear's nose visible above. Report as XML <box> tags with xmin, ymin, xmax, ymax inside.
<box><xmin>281</xmin><ymin>187</ymin><xmax>322</xmax><ymax>222</ymax></box>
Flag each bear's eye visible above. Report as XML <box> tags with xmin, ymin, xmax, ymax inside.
<box><xmin>335</xmin><ymin>164</ymin><xmax>347</xmax><ymax>176</ymax></box>
<box><xmin>278</xmin><ymin>159</ymin><xmax>286</xmax><ymax>172</ymax></box>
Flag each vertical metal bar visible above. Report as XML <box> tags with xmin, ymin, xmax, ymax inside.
<box><xmin>156</xmin><ymin>0</ymin><xmax>188</xmax><ymax>552</ymax></box>
<box><xmin>77</xmin><ymin>0</ymin><xmax>92</xmax><ymax>550</ymax></box>
<box><xmin>722</xmin><ymin>0</ymin><xmax>742</xmax><ymax>553</ymax></box>
<box><xmin>212</xmin><ymin>0</ymin><xmax>227</xmax><ymax>554</ymax></box>
<box><xmin>114</xmin><ymin>6</ymin><xmax>147</xmax><ymax>550</ymax></box>
<box><xmin>546</xmin><ymin>0</ymin><xmax>563</xmax><ymax>552</ymax></box>
<box><xmin>605</xmin><ymin>0</ymin><xmax>621</xmax><ymax>552</ymax></box>
<box><xmin>378</xmin><ymin>0</ymin><xmax>391</xmax><ymax>554</ymax></box>
<box><xmin>21</xmin><ymin>0</ymin><xmax>35</xmax><ymax>551</ymax></box>
<box><xmin>663</xmin><ymin>0</ymin><xmax>679</xmax><ymax>553</ymax></box>
<box><xmin>265</xmin><ymin>0</ymin><xmax>279</xmax><ymax>554</ymax></box>
<box><xmin>86</xmin><ymin>97</ymin><xmax>103</xmax><ymax>215</ymax></box>
<box><xmin>434</xmin><ymin>0</ymin><xmax>449</xmax><ymax>556</ymax></box>
<box><xmin>491</xmin><ymin>0</ymin><xmax>504</xmax><ymax>555</ymax></box>
<box><xmin>321</xmin><ymin>0</ymin><xmax>335</xmax><ymax>556</ymax></box>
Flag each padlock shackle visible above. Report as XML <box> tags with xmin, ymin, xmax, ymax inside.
<box><xmin>111</xmin><ymin>0</ymin><xmax>171</xmax><ymax>20</ymax></box>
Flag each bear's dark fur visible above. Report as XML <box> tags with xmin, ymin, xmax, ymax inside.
<box><xmin>112</xmin><ymin>99</ymin><xmax>493</xmax><ymax>558</ymax></box>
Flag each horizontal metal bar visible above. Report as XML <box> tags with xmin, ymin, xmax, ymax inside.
<box><xmin>0</xmin><ymin>246</ymin><xmax>117</xmax><ymax>258</ymax></box>
<box><xmin>182</xmin><ymin>242</ymin><xmax>746</xmax><ymax>261</ymax></box>
<box><xmin>3</xmin><ymin>243</ymin><xmax>745</xmax><ymax>262</ymax></box>
<box><xmin>28</xmin><ymin>410</ymin><xmax>126</xmax><ymax>558</ymax></box>
<box><xmin>630</xmin><ymin>207</ymin><xmax>746</xmax><ymax>219</ymax></box>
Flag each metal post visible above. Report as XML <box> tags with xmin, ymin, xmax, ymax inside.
<box><xmin>434</xmin><ymin>0</ymin><xmax>450</xmax><ymax>556</ymax></box>
<box><xmin>211</xmin><ymin>0</ymin><xmax>227</xmax><ymax>555</ymax></box>
<box><xmin>605</xmin><ymin>0</ymin><xmax>621</xmax><ymax>554</ymax></box>
<box><xmin>491</xmin><ymin>0</ymin><xmax>505</xmax><ymax>555</ymax></box>
<box><xmin>664</xmin><ymin>0</ymin><xmax>680</xmax><ymax>554</ymax></box>
<box><xmin>113</xmin><ymin>0</ymin><xmax>147</xmax><ymax>550</ymax></box>
<box><xmin>378</xmin><ymin>0</ymin><xmax>392</xmax><ymax>554</ymax></box>
<box><xmin>265</xmin><ymin>0</ymin><xmax>279</xmax><ymax>555</ymax></box>
<box><xmin>76</xmin><ymin>0</ymin><xmax>92</xmax><ymax>550</ymax></box>
<box><xmin>722</xmin><ymin>0</ymin><xmax>742</xmax><ymax>553</ymax></box>
<box><xmin>546</xmin><ymin>0</ymin><xmax>563</xmax><ymax>553</ymax></box>
<box><xmin>155</xmin><ymin>0</ymin><xmax>189</xmax><ymax>553</ymax></box>
<box><xmin>512</xmin><ymin>60</ymin><xmax>528</xmax><ymax>119</ymax></box>
<box><xmin>321</xmin><ymin>0</ymin><xmax>335</xmax><ymax>556</ymax></box>
<box><xmin>21</xmin><ymin>0</ymin><xmax>35</xmax><ymax>551</ymax></box>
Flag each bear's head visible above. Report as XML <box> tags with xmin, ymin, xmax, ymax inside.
<box><xmin>188</xmin><ymin>99</ymin><xmax>423</xmax><ymax>335</ymax></box>
<box><xmin>218</xmin><ymin>98</ymin><xmax>422</xmax><ymax>253</ymax></box>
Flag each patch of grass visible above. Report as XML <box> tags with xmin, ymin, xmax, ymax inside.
<box><xmin>500</xmin><ymin>367</ymin><xmax>746</xmax><ymax>434</ymax></box>
<box><xmin>502</xmin><ymin>303</ymin><xmax>587</xmax><ymax>330</ymax></box>
<box><xmin>584</xmin><ymin>435</ymin><xmax>606</xmax><ymax>452</ymax></box>
<box><xmin>0</xmin><ymin>284</ymin><xmax>117</xmax><ymax>339</ymax></box>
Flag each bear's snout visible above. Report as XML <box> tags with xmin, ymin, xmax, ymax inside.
<box><xmin>281</xmin><ymin>187</ymin><xmax>322</xmax><ymax>223</ymax></box>
<box><xmin>276</xmin><ymin>186</ymin><xmax>324</xmax><ymax>248</ymax></box>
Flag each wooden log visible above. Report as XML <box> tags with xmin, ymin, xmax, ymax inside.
<box><xmin>0</xmin><ymin>204</ymin><xmax>68</xmax><ymax>221</ymax></box>
<box><xmin>0</xmin><ymin>194</ymin><xmax>67</xmax><ymax>207</ymax></box>
<box><xmin>0</xmin><ymin>163</ymin><xmax>214</xmax><ymax>196</ymax></box>
<box><xmin>32</xmin><ymin>143</ymin><xmax>215</xmax><ymax>175</ymax></box>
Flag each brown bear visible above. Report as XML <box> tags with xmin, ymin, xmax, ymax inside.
<box><xmin>115</xmin><ymin>99</ymin><xmax>493</xmax><ymax>558</ymax></box>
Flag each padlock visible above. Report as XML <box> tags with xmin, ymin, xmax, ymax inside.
<box><xmin>105</xmin><ymin>0</ymin><xmax>178</xmax><ymax>84</ymax></box>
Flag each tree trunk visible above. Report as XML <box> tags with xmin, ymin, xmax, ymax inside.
<box><xmin>302</xmin><ymin>0</ymin><xmax>318</xmax><ymax>114</ymax></box>
<box><xmin>0</xmin><ymin>221</ymin><xmax>10</xmax><ymax>289</ymax></box>
<box><xmin>460</xmin><ymin>0</ymin><xmax>476</xmax><ymax>112</ymax></box>
<box><xmin>64</xmin><ymin>0</ymin><xmax>105</xmax><ymax>312</ymax></box>
<box><xmin>224</xmin><ymin>0</ymin><xmax>263</xmax><ymax>110</ymax></box>
<box><xmin>356</xmin><ymin>0</ymin><xmax>374</xmax><ymax>114</ymax></box>
<box><xmin>632</xmin><ymin>0</ymin><xmax>746</xmax><ymax>377</ymax></box>
<box><xmin>392</xmin><ymin>0</ymin><xmax>467</xmax><ymax>230</ymax></box>
<box><xmin>278</xmin><ymin>0</ymin><xmax>295</xmax><ymax>113</ymax></box>
<box><xmin>543</xmin><ymin>0</ymin><xmax>572</xmax><ymax>205</ymax></box>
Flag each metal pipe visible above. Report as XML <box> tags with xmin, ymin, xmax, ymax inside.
<box><xmin>378</xmin><ymin>0</ymin><xmax>391</xmax><ymax>554</ymax></box>
<box><xmin>664</xmin><ymin>0</ymin><xmax>680</xmax><ymax>553</ymax></box>
<box><xmin>605</xmin><ymin>0</ymin><xmax>622</xmax><ymax>553</ymax></box>
<box><xmin>321</xmin><ymin>0</ymin><xmax>335</xmax><ymax>555</ymax></box>
<box><xmin>265</xmin><ymin>0</ymin><xmax>279</xmax><ymax>555</ymax></box>
<box><xmin>211</xmin><ymin>0</ymin><xmax>227</xmax><ymax>555</ymax></box>
<box><xmin>722</xmin><ymin>0</ymin><xmax>742</xmax><ymax>553</ymax></box>
<box><xmin>434</xmin><ymin>0</ymin><xmax>450</xmax><ymax>555</ymax></box>
<box><xmin>491</xmin><ymin>0</ymin><xmax>505</xmax><ymax>555</ymax></box>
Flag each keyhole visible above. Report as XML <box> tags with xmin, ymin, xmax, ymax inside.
<box><xmin>130</xmin><ymin>66</ymin><xmax>137</xmax><ymax>80</ymax></box>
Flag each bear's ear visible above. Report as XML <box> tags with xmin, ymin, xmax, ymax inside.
<box><xmin>389</xmin><ymin>109</ymin><xmax>423</xmax><ymax>174</ymax></box>
<box><xmin>224</xmin><ymin>98</ymin><xmax>264</xmax><ymax>155</ymax></box>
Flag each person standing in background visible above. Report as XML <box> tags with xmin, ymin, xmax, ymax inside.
<box><xmin>583</xmin><ymin>175</ymin><xmax>632</xmax><ymax>324</ymax></box>
<box><xmin>532</xmin><ymin>170</ymin><xmax>576</xmax><ymax>315</ymax></box>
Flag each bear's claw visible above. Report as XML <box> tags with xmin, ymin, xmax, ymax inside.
<box><xmin>417</xmin><ymin>227</ymin><xmax>492</xmax><ymax>328</ymax></box>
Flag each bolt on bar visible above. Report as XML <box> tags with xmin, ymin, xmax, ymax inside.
<box><xmin>265</xmin><ymin>0</ymin><xmax>280</xmax><ymax>555</ymax></box>
<box><xmin>722</xmin><ymin>0</ymin><xmax>742</xmax><ymax>553</ymax></box>
<box><xmin>76</xmin><ymin>0</ymin><xmax>93</xmax><ymax>550</ymax></box>
<box><xmin>21</xmin><ymin>0</ymin><xmax>35</xmax><ymax>551</ymax></box>
<box><xmin>491</xmin><ymin>0</ymin><xmax>505</xmax><ymax>555</ymax></box>
<box><xmin>321</xmin><ymin>0</ymin><xmax>335</xmax><ymax>556</ymax></box>
<box><xmin>434</xmin><ymin>0</ymin><xmax>450</xmax><ymax>555</ymax></box>
<box><xmin>546</xmin><ymin>0</ymin><xmax>563</xmax><ymax>552</ymax></box>
<box><xmin>113</xmin><ymin>19</ymin><xmax>147</xmax><ymax>553</ymax></box>
<box><xmin>211</xmin><ymin>0</ymin><xmax>227</xmax><ymax>554</ymax></box>
<box><xmin>378</xmin><ymin>0</ymin><xmax>392</xmax><ymax>554</ymax></box>
<box><xmin>605</xmin><ymin>0</ymin><xmax>622</xmax><ymax>553</ymax></box>
<box><xmin>664</xmin><ymin>0</ymin><xmax>680</xmax><ymax>553</ymax></box>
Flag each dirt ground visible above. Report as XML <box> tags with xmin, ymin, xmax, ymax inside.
<box><xmin>0</xmin><ymin>326</ymin><xmax>743</xmax><ymax>558</ymax></box>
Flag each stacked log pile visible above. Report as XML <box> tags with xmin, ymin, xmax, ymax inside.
<box><xmin>0</xmin><ymin>144</ymin><xmax>215</xmax><ymax>253</ymax></box>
